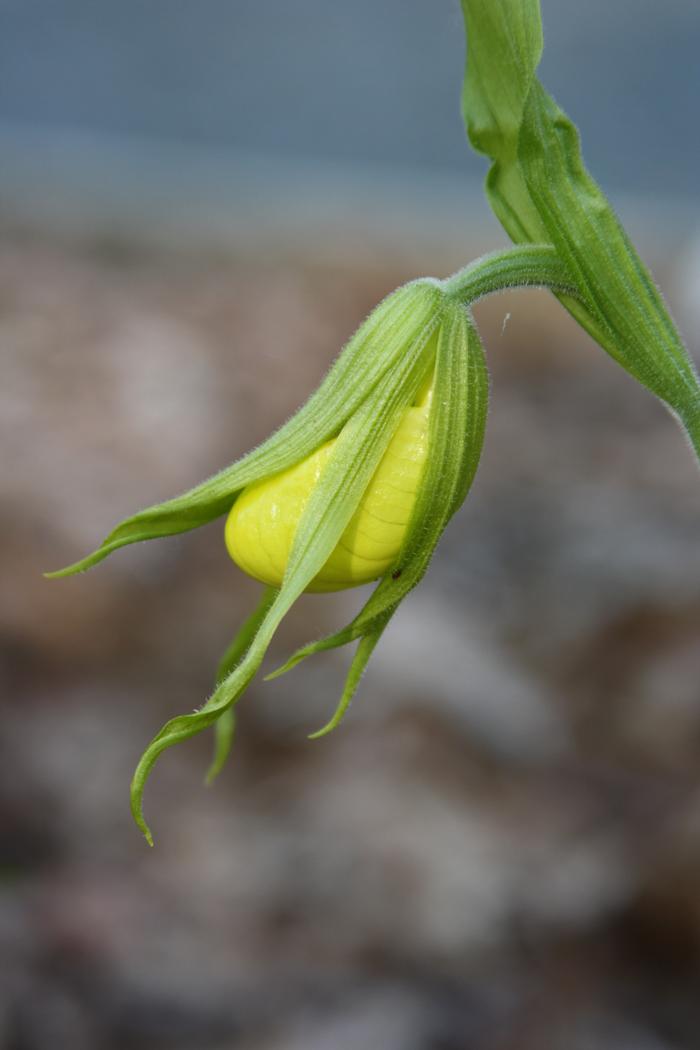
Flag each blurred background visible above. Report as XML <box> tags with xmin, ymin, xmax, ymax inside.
<box><xmin>2</xmin><ymin>2</ymin><xmax>700</xmax><ymax>1048</ymax></box>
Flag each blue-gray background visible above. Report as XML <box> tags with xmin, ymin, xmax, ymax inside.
<box><xmin>0</xmin><ymin>0</ymin><xmax>698</xmax><ymax>196</ymax></box>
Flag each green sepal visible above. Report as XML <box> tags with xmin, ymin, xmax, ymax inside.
<box><xmin>206</xmin><ymin>584</ymin><xmax>278</xmax><ymax>784</ymax></box>
<box><xmin>129</xmin><ymin>294</ymin><xmax>444</xmax><ymax>843</ymax></box>
<box><xmin>460</xmin><ymin>0</ymin><xmax>700</xmax><ymax>458</ymax></box>
<box><xmin>267</xmin><ymin>301</ymin><xmax>489</xmax><ymax>721</ymax></box>
<box><xmin>46</xmin><ymin>281</ymin><xmax>443</xmax><ymax>578</ymax></box>
<box><xmin>308</xmin><ymin>627</ymin><xmax>385</xmax><ymax>739</ymax></box>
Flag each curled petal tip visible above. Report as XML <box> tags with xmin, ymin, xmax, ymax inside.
<box><xmin>308</xmin><ymin>723</ymin><xmax>336</xmax><ymax>741</ymax></box>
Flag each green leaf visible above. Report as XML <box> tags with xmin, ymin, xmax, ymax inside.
<box><xmin>461</xmin><ymin>0</ymin><xmax>546</xmax><ymax>244</ymax></box>
<box><xmin>47</xmin><ymin>281</ymin><xmax>443</xmax><ymax>578</ymax></box>
<box><xmin>460</xmin><ymin>0</ymin><xmax>700</xmax><ymax>458</ymax></box>
<box><xmin>519</xmin><ymin>82</ymin><xmax>700</xmax><ymax>431</ymax></box>
<box><xmin>130</xmin><ymin>299</ymin><xmax>443</xmax><ymax>843</ymax></box>
<box><xmin>268</xmin><ymin>301</ymin><xmax>489</xmax><ymax>699</ymax></box>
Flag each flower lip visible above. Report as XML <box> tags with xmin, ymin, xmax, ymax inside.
<box><xmin>224</xmin><ymin>381</ymin><xmax>435</xmax><ymax>592</ymax></box>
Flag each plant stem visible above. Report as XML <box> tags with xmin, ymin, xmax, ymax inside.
<box><xmin>444</xmin><ymin>244</ymin><xmax>581</xmax><ymax>305</ymax></box>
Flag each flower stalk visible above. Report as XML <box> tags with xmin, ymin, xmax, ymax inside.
<box><xmin>443</xmin><ymin>244</ymin><xmax>580</xmax><ymax>305</ymax></box>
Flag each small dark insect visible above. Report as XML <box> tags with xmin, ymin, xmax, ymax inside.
<box><xmin>391</xmin><ymin>568</ymin><xmax>402</xmax><ymax>580</ymax></box>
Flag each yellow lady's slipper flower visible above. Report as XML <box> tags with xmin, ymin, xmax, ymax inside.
<box><xmin>47</xmin><ymin>273</ymin><xmax>491</xmax><ymax>844</ymax></box>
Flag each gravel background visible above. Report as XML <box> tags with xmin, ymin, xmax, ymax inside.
<box><xmin>1</xmin><ymin>221</ymin><xmax>700</xmax><ymax>1049</ymax></box>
